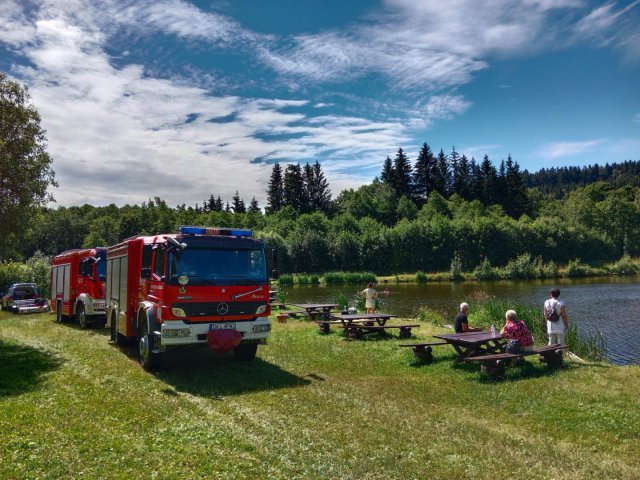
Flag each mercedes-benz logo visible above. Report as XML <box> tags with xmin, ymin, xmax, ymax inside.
<box><xmin>217</xmin><ymin>303</ymin><xmax>229</xmax><ymax>315</ymax></box>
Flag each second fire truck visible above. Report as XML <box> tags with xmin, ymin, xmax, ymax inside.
<box><xmin>105</xmin><ymin>226</ymin><xmax>272</xmax><ymax>370</ymax></box>
<box><xmin>50</xmin><ymin>247</ymin><xmax>107</xmax><ymax>327</ymax></box>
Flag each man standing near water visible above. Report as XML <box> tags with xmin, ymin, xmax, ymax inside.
<box><xmin>544</xmin><ymin>288</ymin><xmax>569</xmax><ymax>345</ymax></box>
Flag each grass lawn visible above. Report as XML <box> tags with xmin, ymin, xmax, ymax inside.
<box><xmin>1</xmin><ymin>311</ymin><xmax>639</xmax><ymax>479</ymax></box>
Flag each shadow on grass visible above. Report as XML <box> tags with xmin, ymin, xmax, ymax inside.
<box><xmin>451</xmin><ymin>357</ymin><xmax>570</xmax><ymax>383</ymax></box>
<box><xmin>0</xmin><ymin>340</ymin><xmax>63</xmax><ymax>398</ymax></box>
<box><xmin>113</xmin><ymin>343</ymin><xmax>310</xmax><ymax>398</ymax></box>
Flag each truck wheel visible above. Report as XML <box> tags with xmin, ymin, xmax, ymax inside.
<box><xmin>56</xmin><ymin>303</ymin><xmax>64</xmax><ymax>323</ymax></box>
<box><xmin>138</xmin><ymin>322</ymin><xmax>160</xmax><ymax>371</ymax></box>
<box><xmin>77</xmin><ymin>304</ymin><xmax>88</xmax><ymax>329</ymax></box>
<box><xmin>233</xmin><ymin>343</ymin><xmax>258</xmax><ymax>361</ymax></box>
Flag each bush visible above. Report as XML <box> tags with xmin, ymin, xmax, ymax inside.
<box><xmin>606</xmin><ymin>255</ymin><xmax>640</xmax><ymax>275</ymax></box>
<box><xmin>277</xmin><ymin>274</ymin><xmax>293</xmax><ymax>286</ymax></box>
<box><xmin>449</xmin><ymin>253</ymin><xmax>463</xmax><ymax>281</ymax></box>
<box><xmin>415</xmin><ymin>271</ymin><xmax>428</xmax><ymax>283</ymax></box>
<box><xmin>565</xmin><ymin>258</ymin><xmax>592</xmax><ymax>277</ymax></box>
<box><xmin>473</xmin><ymin>259</ymin><xmax>499</xmax><ymax>280</ymax></box>
<box><xmin>415</xmin><ymin>306</ymin><xmax>443</xmax><ymax>325</ymax></box>
<box><xmin>0</xmin><ymin>253</ymin><xmax>51</xmax><ymax>297</ymax></box>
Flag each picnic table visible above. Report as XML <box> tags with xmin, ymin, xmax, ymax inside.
<box><xmin>316</xmin><ymin>313</ymin><xmax>396</xmax><ymax>334</ymax></box>
<box><xmin>290</xmin><ymin>303</ymin><xmax>339</xmax><ymax>320</ymax></box>
<box><xmin>432</xmin><ymin>331</ymin><xmax>506</xmax><ymax>361</ymax></box>
<box><xmin>326</xmin><ymin>313</ymin><xmax>418</xmax><ymax>339</ymax></box>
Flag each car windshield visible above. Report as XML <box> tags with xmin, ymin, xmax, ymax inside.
<box><xmin>168</xmin><ymin>247</ymin><xmax>267</xmax><ymax>286</ymax></box>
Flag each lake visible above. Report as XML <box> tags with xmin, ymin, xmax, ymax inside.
<box><xmin>278</xmin><ymin>275</ymin><xmax>640</xmax><ymax>365</ymax></box>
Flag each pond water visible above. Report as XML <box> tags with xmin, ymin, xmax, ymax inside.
<box><xmin>278</xmin><ymin>275</ymin><xmax>640</xmax><ymax>366</ymax></box>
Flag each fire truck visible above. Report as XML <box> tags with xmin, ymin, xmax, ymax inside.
<box><xmin>105</xmin><ymin>226</ymin><xmax>272</xmax><ymax>370</ymax></box>
<box><xmin>50</xmin><ymin>247</ymin><xmax>107</xmax><ymax>327</ymax></box>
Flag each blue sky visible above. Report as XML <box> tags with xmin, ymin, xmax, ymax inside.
<box><xmin>1</xmin><ymin>0</ymin><xmax>639</xmax><ymax>207</ymax></box>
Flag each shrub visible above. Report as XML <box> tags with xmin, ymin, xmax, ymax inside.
<box><xmin>415</xmin><ymin>271</ymin><xmax>428</xmax><ymax>283</ymax></box>
<box><xmin>415</xmin><ymin>306</ymin><xmax>443</xmax><ymax>325</ymax></box>
<box><xmin>473</xmin><ymin>259</ymin><xmax>499</xmax><ymax>280</ymax></box>
<box><xmin>449</xmin><ymin>253</ymin><xmax>463</xmax><ymax>280</ymax></box>
<box><xmin>606</xmin><ymin>255</ymin><xmax>640</xmax><ymax>275</ymax></box>
<box><xmin>277</xmin><ymin>274</ymin><xmax>293</xmax><ymax>286</ymax></box>
<box><xmin>565</xmin><ymin>258</ymin><xmax>592</xmax><ymax>277</ymax></box>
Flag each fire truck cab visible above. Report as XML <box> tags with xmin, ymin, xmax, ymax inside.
<box><xmin>106</xmin><ymin>226</ymin><xmax>272</xmax><ymax>370</ymax></box>
<box><xmin>50</xmin><ymin>247</ymin><xmax>107</xmax><ymax>327</ymax></box>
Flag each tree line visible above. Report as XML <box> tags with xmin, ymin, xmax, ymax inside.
<box><xmin>3</xmin><ymin>71</ymin><xmax>640</xmax><ymax>276</ymax></box>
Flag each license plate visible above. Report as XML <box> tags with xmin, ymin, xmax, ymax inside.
<box><xmin>209</xmin><ymin>322</ymin><xmax>235</xmax><ymax>331</ymax></box>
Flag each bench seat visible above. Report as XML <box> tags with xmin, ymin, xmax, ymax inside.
<box><xmin>342</xmin><ymin>324</ymin><xmax>420</xmax><ymax>339</ymax></box>
<box><xmin>464</xmin><ymin>344</ymin><xmax>567</xmax><ymax>378</ymax></box>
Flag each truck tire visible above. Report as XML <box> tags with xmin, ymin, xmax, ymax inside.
<box><xmin>233</xmin><ymin>343</ymin><xmax>258</xmax><ymax>361</ymax></box>
<box><xmin>77</xmin><ymin>303</ymin><xmax>88</xmax><ymax>329</ymax></box>
<box><xmin>138</xmin><ymin>322</ymin><xmax>160</xmax><ymax>371</ymax></box>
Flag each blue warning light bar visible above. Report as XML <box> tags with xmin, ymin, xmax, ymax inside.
<box><xmin>178</xmin><ymin>226</ymin><xmax>253</xmax><ymax>237</ymax></box>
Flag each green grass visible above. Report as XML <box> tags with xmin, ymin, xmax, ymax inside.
<box><xmin>1</xmin><ymin>311</ymin><xmax>639</xmax><ymax>479</ymax></box>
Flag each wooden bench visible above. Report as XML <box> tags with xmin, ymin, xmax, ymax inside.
<box><xmin>399</xmin><ymin>341</ymin><xmax>449</xmax><ymax>362</ymax></box>
<box><xmin>315</xmin><ymin>318</ymin><xmax>381</xmax><ymax>334</ymax></box>
<box><xmin>464</xmin><ymin>345</ymin><xmax>567</xmax><ymax>379</ymax></box>
<box><xmin>342</xmin><ymin>324</ymin><xmax>420</xmax><ymax>340</ymax></box>
<box><xmin>277</xmin><ymin>310</ymin><xmax>308</xmax><ymax>318</ymax></box>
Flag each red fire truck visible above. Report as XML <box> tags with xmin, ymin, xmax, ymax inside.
<box><xmin>105</xmin><ymin>226</ymin><xmax>272</xmax><ymax>370</ymax></box>
<box><xmin>50</xmin><ymin>247</ymin><xmax>107</xmax><ymax>327</ymax></box>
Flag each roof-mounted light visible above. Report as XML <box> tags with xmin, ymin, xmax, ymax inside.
<box><xmin>178</xmin><ymin>226</ymin><xmax>253</xmax><ymax>237</ymax></box>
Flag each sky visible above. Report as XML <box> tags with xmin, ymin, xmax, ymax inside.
<box><xmin>1</xmin><ymin>0</ymin><xmax>639</xmax><ymax>208</ymax></box>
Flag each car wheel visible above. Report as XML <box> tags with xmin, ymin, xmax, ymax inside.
<box><xmin>138</xmin><ymin>322</ymin><xmax>160</xmax><ymax>371</ymax></box>
<box><xmin>233</xmin><ymin>343</ymin><xmax>258</xmax><ymax>361</ymax></box>
<box><xmin>77</xmin><ymin>304</ymin><xmax>88</xmax><ymax>329</ymax></box>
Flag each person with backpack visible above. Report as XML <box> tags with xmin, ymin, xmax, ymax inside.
<box><xmin>543</xmin><ymin>288</ymin><xmax>569</xmax><ymax>345</ymax></box>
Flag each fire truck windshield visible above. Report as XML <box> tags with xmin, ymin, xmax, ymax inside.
<box><xmin>96</xmin><ymin>260</ymin><xmax>106</xmax><ymax>281</ymax></box>
<box><xmin>168</xmin><ymin>247</ymin><xmax>267</xmax><ymax>286</ymax></box>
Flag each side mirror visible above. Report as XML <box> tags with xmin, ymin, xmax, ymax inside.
<box><xmin>140</xmin><ymin>267</ymin><xmax>151</xmax><ymax>279</ymax></box>
<box><xmin>270</xmin><ymin>248</ymin><xmax>279</xmax><ymax>279</ymax></box>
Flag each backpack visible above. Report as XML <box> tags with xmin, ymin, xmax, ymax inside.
<box><xmin>546</xmin><ymin>300</ymin><xmax>560</xmax><ymax>322</ymax></box>
<box><xmin>505</xmin><ymin>339</ymin><xmax>523</xmax><ymax>354</ymax></box>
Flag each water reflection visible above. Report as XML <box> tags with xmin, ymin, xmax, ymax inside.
<box><xmin>279</xmin><ymin>275</ymin><xmax>640</xmax><ymax>366</ymax></box>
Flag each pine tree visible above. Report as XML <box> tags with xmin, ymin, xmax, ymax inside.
<box><xmin>392</xmin><ymin>147</ymin><xmax>413</xmax><ymax>199</ymax></box>
<box><xmin>266</xmin><ymin>163</ymin><xmax>284</xmax><ymax>214</ymax></box>
<box><xmin>283</xmin><ymin>163</ymin><xmax>306</xmax><ymax>212</ymax></box>
<box><xmin>380</xmin><ymin>156</ymin><xmax>394</xmax><ymax>185</ymax></box>
<box><xmin>232</xmin><ymin>191</ymin><xmax>246</xmax><ymax>214</ymax></box>
<box><xmin>433</xmin><ymin>149</ymin><xmax>450</xmax><ymax>196</ymax></box>
<box><xmin>479</xmin><ymin>155</ymin><xmax>498</xmax><ymax>206</ymax></box>
<box><xmin>456</xmin><ymin>154</ymin><xmax>472</xmax><ymax>200</ymax></box>
<box><xmin>248</xmin><ymin>197</ymin><xmax>261</xmax><ymax>213</ymax></box>
<box><xmin>306</xmin><ymin>160</ymin><xmax>331</xmax><ymax>212</ymax></box>
<box><xmin>214</xmin><ymin>196</ymin><xmax>223</xmax><ymax>212</ymax></box>
<box><xmin>412</xmin><ymin>142</ymin><xmax>436</xmax><ymax>206</ymax></box>
<box><xmin>503</xmin><ymin>154</ymin><xmax>530</xmax><ymax>218</ymax></box>
<box><xmin>207</xmin><ymin>194</ymin><xmax>216</xmax><ymax>212</ymax></box>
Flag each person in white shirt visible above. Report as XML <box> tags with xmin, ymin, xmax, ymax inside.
<box><xmin>361</xmin><ymin>283</ymin><xmax>377</xmax><ymax>313</ymax></box>
<box><xmin>543</xmin><ymin>288</ymin><xmax>569</xmax><ymax>345</ymax></box>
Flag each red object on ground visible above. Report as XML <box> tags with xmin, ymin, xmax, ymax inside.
<box><xmin>207</xmin><ymin>329</ymin><xmax>242</xmax><ymax>353</ymax></box>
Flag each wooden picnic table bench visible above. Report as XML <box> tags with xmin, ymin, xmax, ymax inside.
<box><xmin>342</xmin><ymin>323</ymin><xmax>420</xmax><ymax>340</ymax></box>
<box><xmin>277</xmin><ymin>310</ymin><xmax>308</xmax><ymax>318</ymax></box>
<box><xmin>432</xmin><ymin>331</ymin><xmax>506</xmax><ymax>361</ymax></box>
<box><xmin>464</xmin><ymin>344</ymin><xmax>567</xmax><ymax>379</ymax></box>
<box><xmin>290</xmin><ymin>303</ymin><xmax>339</xmax><ymax>320</ymax></box>
<box><xmin>315</xmin><ymin>318</ymin><xmax>382</xmax><ymax>334</ymax></box>
<box><xmin>399</xmin><ymin>341</ymin><xmax>449</xmax><ymax>362</ymax></box>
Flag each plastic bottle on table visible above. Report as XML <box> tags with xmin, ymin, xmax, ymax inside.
<box><xmin>490</xmin><ymin>324</ymin><xmax>496</xmax><ymax>336</ymax></box>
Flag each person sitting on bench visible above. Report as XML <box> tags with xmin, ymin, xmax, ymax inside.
<box><xmin>500</xmin><ymin>309</ymin><xmax>534</xmax><ymax>352</ymax></box>
<box><xmin>454</xmin><ymin>302</ymin><xmax>482</xmax><ymax>333</ymax></box>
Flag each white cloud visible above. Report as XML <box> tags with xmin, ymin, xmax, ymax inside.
<box><xmin>535</xmin><ymin>140</ymin><xmax>603</xmax><ymax>159</ymax></box>
<box><xmin>1</xmin><ymin>0</ymin><xmax>409</xmax><ymax>207</ymax></box>
<box><xmin>634</xmin><ymin>113</ymin><xmax>640</xmax><ymax>123</ymax></box>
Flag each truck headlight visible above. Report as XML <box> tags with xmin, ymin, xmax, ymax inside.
<box><xmin>171</xmin><ymin>307</ymin><xmax>187</xmax><ymax>318</ymax></box>
<box><xmin>255</xmin><ymin>304</ymin><xmax>268</xmax><ymax>315</ymax></box>
<box><xmin>252</xmin><ymin>324</ymin><xmax>271</xmax><ymax>333</ymax></box>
